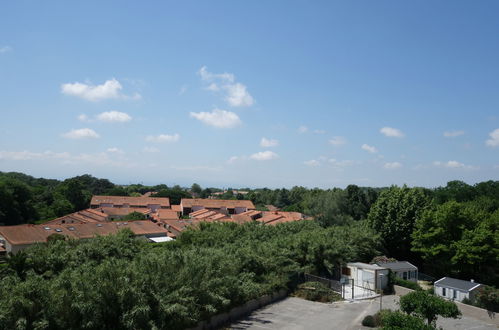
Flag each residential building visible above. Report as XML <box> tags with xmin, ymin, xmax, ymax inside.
<box><xmin>344</xmin><ymin>262</ymin><xmax>389</xmax><ymax>291</ymax></box>
<box><xmin>434</xmin><ymin>277</ymin><xmax>482</xmax><ymax>302</ymax></box>
<box><xmin>0</xmin><ymin>221</ymin><xmax>171</xmax><ymax>254</ymax></box>
<box><xmin>376</xmin><ymin>261</ymin><xmax>418</xmax><ymax>282</ymax></box>
<box><xmin>90</xmin><ymin>195</ymin><xmax>170</xmax><ymax>211</ymax></box>
<box><xmin>180</xmin><ymin>198</ymin><xmax>255</xmax><ymax>215</ymax></box>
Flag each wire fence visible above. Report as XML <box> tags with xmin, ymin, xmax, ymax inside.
<box><xmin>304</xmin><ymin>273</ymin><xmax>342</xmax><ymax>292</ymax></box>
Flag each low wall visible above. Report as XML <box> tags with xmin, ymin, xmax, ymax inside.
<box><xmin>186</xmin><ymin>289</ymin><xmax>288</xmax><ymax>330</ymax></box>
<box><xmin>393</xmin><ymin>285</ymin><xmax>498</xmax><ymax>326</ymax></box>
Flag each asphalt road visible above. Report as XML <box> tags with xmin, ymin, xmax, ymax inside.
<box><xmin>229</xmin><ymin>296</ymin><xmax>497</xmax><ymax>330</ymax></box>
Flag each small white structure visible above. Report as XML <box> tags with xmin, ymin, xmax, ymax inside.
<box><xmin>434</xmin><ymin>277</ymin><xmax>482</xmax><ymax>303</ymax></box>
<box><xmin>345</xmin><ymin>262</ymin><xmax>389</xmax><ymax>291</ymax></box>
<box><xmin>376</xmin><ymin>261</ymin><xmax>418</xmax><ymax>282</ymax></box>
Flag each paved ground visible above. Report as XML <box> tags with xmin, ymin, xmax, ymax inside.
<box><xmin>229</xmin><ymin>296</ymin><xmax>497</xmax><ymax>330</ymax></box>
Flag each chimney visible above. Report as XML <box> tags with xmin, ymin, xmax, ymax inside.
<box><xmin>470</xmin><ymin>279</ymin><xmax>475</xmax><ymax>283</ymax></box>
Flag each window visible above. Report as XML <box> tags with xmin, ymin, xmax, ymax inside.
<box><xmin>453</xmin><ymin>290</ymin><xmax>457</xmax><ymax>299</ymax></box>
<box><xmin>403</xmin><ymin>272</ymin><xmax>408</xmax><ymax>280</ymax></box>
<box><xmin>442</xmin><ymin>287</ymin><xmax>446</xmax><ymax>296</ymax></box>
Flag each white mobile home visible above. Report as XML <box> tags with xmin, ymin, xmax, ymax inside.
<box><xmin>434</xmin><ymin>277</ymin><xmax>482</xmax><ymax>303</ymax></box>
<box><xmin>376</xmin><ymin>261</ymin><xmax>418</xmax><ymax>282</ymax></box>
<box><xmin>345</xmin><ymin>262</ymin><xmax>389</xmax><ymax>291</ymax></box>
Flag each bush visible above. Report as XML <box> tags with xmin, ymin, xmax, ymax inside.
<box><xmin>461</xmin><ymin>297</ymin><xmax>473</xmax><ymax>305</ymax></box>
<box><xmin>361</xmin><ymin>315</ymin><xmax>376</xmax><ymax>327</ymax></box>
<box><xmin>380</xmin><ymin>310</ymin><xmax>434</xmax><ymax>330</ymax></box>
<box><xmin>394</xmin><ymin>277</ymin><xmax>423</xmax><ymax>291</ymax></box>
<box><xmin>293</xmin><ymin>281</ymin><xmax>342</xmax><ymax>303</ymax></box>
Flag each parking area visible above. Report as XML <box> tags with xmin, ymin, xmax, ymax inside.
<box><xmin>229</xmin><ymin>296</ymin><xmax>497</xmax><ymax>330</ymax></box>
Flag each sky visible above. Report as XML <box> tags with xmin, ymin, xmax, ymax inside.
<box><xmin>1</xmin><ymin>1</ymin><xmax>498</xmax><ymax>189</ymax></box>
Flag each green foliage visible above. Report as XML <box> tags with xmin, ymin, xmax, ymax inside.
<box><xmin>412</xmin><ymin>201</ymin><xmax>499</xmax><ymax>285</ymax></box>
<box><xmin>293</xmin><ymin>281</ymin><xmax>342</xmax><ymax>303</ymax></box>
<box><xmin>399</xmin><ymin>290</ymin><xmax>461</xmax><ymax>326</ymax></box>
<box><xmin>361</xmin><ymin>314</ymin><xmax>376</xmax><ymax>327</ymax></box>
<box><xmin>368</xmin><ymin>186</ymin><xmax>431</xmax><ymax>260</ymax></box>
<box><xmin>380</xmin><ymin>310</ymin><xmax>435</xmax><ymax>330</ymax></box>
<box><xmin>152</xmin><ymin>186</ymin><xmax>191</xmax><ymax>204</ymax></box>
<box><xmin>122</xmin><ymin>211</ymin><xmax>147</xmax><ymax>221</ymax></box>
<box><xmin>475</xmin><ymin>285</ymin><xmax>499</xmax><ymax>312</ymax></box>
<box><xmin>394</xmin><ymin>277</ymin><xmax>423</xmax><ymax>291</ymax></box>
<box><xmin>0</xmin><ymin>221</ymin><xmax>381</xmax><ymax>329</ymax></box>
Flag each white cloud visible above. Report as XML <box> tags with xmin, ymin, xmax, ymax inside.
<box><xmin>107</xmin><ymin>147</ymin><xmax>124</xmax><ymax>154</ymax></box>
<box><xmin>433</xmin><ymin>160</ymin><xmax>476</xmax><ymax>169</ymax></box>
<box><xmin>77</xmin><ymin>114</ymin><xmax>90</xmax><ymax>122</ymax></box>
<box><xmin>260</xmin><ymin>137</ymin><xmax>279</xmax><ymax>147</ymax></box>
<box><xmin>198</xmin><ymin>66</ymin><xmax>253</xmax><ymax>107</ymax></box>
<box><xmin>145</xmin><ymin>133</ymin><xmax>180</xmax><ymax>143</ymax></box>
<box><xmin>329</xmin><ymin>136</ymin><xmax>347</xmax><ymax>146</ymax></box>
<box><xmin>329</xmin><ymin>159</ymin><xmax>356</xmax><ymax>167</ymax></box>
<box><xmin>384</xmin><ymin>162</ymin><xmax>402</xmax><ymax>169</ymax></box>
<box><xmin>486</xmin><ymin>128</ymin><xmax>499</xmax><ymax>147</ymax></box>
<box><xmin>198</xmin><ymin>66</ymin><xmax>234</xmax><ymax>83</ymax></box>
<box><xmin>380</xmin><ymin>127</ymin><xmax>405</xmax><ymax>138</ymax></box>
<box><xmin>205</xmin><ymin>83</ymin><xmax>220</xmax><ymax>91</ymax></box>
<box><xmin>0</xmin><ymin>46</ymin><xmax>12</xmax><ymax>53</ymax></box>
<box><xmin>304</xmin><ymin>159</ymin><xmax>320</xmax><ymax>167</ymax></box>
<box><xmin>143</xmin><ymin>146</ymin><xmax>160</xmax><ymax>153</ymax></box>
<box><xmin>298</xmin><ymin>126</ymin><xmax>308</xmax><ymax>134</ymax></box>
<box><xmin>179</xmin><ymin>85</ymin><xmax>188</xmax><ymax>95</ymax></box>
<box><xmin>224</xmin><ymin>82</ymin><xmax>254</xmax><ymax>107</ymax></box>
<box><xmin>250</xmin><ymin>151</ymin><xmax>279</xmax><ymax>161</ymax></box>
<box><xmin>61</xmin><ymin>78</ymin><xmax>141</xmax><ymax>102</ymax></box>
<box><xmin>313</xmin><ymin>129</ymin><xmax>326</xmax><ymax>134</ymax></box>
<box><xmin>0</xmin><ymin>150</ymin><xmax>133</xmax><ymax>168</ymax></box>
<box><xmin>96</xmin><ymin>111</ymin><xmax>132</xmax><ymax>123</ymax></box>
<box><xmin>444</xmin><ymin>130</ymin><xmax>465</xmax><ymax>138</ymax></box>
<box><xmin>361</xmin><ymin>144</ymin><xmax>378</xmax><ymax>153</ymax></box>
<box><xmin>0</xmin><ymin>150</ymin><xmax>69</xmax><ymax>161</ymax></box>
<box><xmin>62</xmin><ymin>128</ymin><xmax>100</xmax><ymax>139</ymax></box>
<box><xmin>227</xmin><ymin>156</ymin><xmax>241</xmax><ymax>164</ymax></box>
<box><xmin>190</xmin><ymin>108</ymin><xmax>241</xmax><ymax>128</ymax></box>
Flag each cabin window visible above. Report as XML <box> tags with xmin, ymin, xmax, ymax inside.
<box><xmin>453</xmin><ymin>290</ymin><xmax>457</xmax><ymax>299</ymax></box>
<box><xmin>403</xmin><ymin>272</ymin><xmax>408</xmax><ymax>280</ymax></box>
<box><xmin>442</xmin><ymin>287</ymin><xmax>446</xmax><ymax>296</ymax></box>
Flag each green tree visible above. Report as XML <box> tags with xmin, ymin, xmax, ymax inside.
<box><xmin>191</xmin><ymin>183</ymin><xmax>202</xmax><ymax>196</ymax></box>
<box><xmin>400</xmin><ymin>290</ymin><xmax>461</xmax><ymax>326</ymax></box>
<box><xmin>122</xmin><ymin>211</ymin><xmax>147</xmax><ymax>221</ymax></box>
<box><xmin>368</xmin><ymin>186</ymin><xmax>431</xmax><ymax>260</ymax></box>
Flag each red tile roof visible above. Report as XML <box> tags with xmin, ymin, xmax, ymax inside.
<box><xmin>91</xmin><ymin>195</ymin><xmax>170</xmax><ymax>208</ymax></box>
<box><xmin>181</xmin><ymin>198</ymin><xmax>255</xmax><ymax>210</ymax></box>
<box><xmin>0</xmin><ymin>221</ymin><xmax>168</xmax><ymax>245</ymax></box>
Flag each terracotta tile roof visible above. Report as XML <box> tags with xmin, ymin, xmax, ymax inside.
<box><xmin>44</xmin><ymin>209</ymin><xmax>109</xmax><ymax>225</ymax></box>
<box><xmin>181</xmin><ymin>198</ymin><xmax>255</xmax><ymax>210</ymax></box>
<box><xmin>98</xmin><ymin>207</ymin><xmax>151</xmax><ymax>217</ymax></box>
<box><xmin>231</xmin><ymin>214</ymin><xmax>254</xmax><ymax>224</ymax></box>
<box><xmin>91</xmin><ymin>195</ymin><xmax>170</xmax><ymax>208</ymax></box>
<box><xmin>257</xmin><ymin>211</ymin><xmax>305</xmax><ymax>225</ymax></box>
<box><xmin>0</xmin><ymin>221</ymin><xmax>168</xmax><ymax>245</ymax></box>
<box><xmin>156</xmin><ymin>209</ymin><xmax>179</xmax><ymax>220</ymax></box>
<box><xmin>171</xmin><ymin>205</ymin><xmax>182</xmax><ymax>212</ymax></box>
<box><xmin>189</xmin><ymin>209</ymin><xmax>231</xmax><ymax>221</ymax></box>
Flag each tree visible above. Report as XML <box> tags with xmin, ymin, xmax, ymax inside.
<box><xmin>367</xmin><ymin>186</ymin><xmax>431</xmax><ymax>260</ymax></box>
<box><xmin>191</xmin><ymin>183</ymin><xmax>202</xmax><ymax>196</ymax></box>
<box><xmin>123</xmin><ymin>211</ymin><xmax>147</xmax><ymax>221</ymax></box>
<box><xmin>400</xmin><ymin>290</ymin><xmax>461</xmax><ymax>326</ymax></box>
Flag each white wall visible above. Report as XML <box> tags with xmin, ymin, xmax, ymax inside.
<box><xmin>435</xmin><ymin>285</ymin><xmax>469</xmax><ymax>302</ymax></box>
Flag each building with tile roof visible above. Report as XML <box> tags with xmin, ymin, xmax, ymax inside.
<box><xmin>0</xmin><ymin>221</ymin><xmax>171</xmax><ymax>254</ymax></box>
<box><xmin>180</xmin><ymin>198</ymin><xmax>255</xmax><ymax>215</ymax></box>
<box><xmin>91</xmin><ymin>195</ymin><xmax>170</xmax><ymax>211</ymax></box>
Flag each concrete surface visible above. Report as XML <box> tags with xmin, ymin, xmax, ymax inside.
<box><xmin>229</xmin><ymin>296</ymin><xmax>497</xmax><ymax>330</ymax></box>
<box><xmin>343</xmin><ymin>285</ymin><xmax>379</xmax><ymax>301</ymax></box>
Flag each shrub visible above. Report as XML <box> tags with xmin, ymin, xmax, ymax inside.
<box><xmin>461</xmin><ymin>297</ymin><xmax>473</xmax><ymax>305</ymax></box>
<box><xmin>475</xmin><ymin>286</ymin><xmax>499</xmax><ymax>312</ymax></box>
<box><xmin>380</xmin><ymin>310</ymin><xmax>434</xmax><ymax>330</ymax></box>
<box><xmin>361</xmin><ymin>315</ymin><xmax>376</xmax><ymax>327</ymax></box>
<box><xmin>394</xmin><ymin>277</ymin><xmax>423</xmax><ymax>291</ymax></box>
<box><xmin>293</xmin><ymin>281</ymin><xmax>342</xmax><ymax>303</ymax></box>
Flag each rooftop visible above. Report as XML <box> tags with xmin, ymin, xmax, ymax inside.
<box><xmin>376</xmin><ymin>261</ymin><xmax>418</xmax><ymax>271</ymax></box>
<box><xmin>181</xmin><ymin>198</ymin><xmax>255</xmax><ymax>209</ymax></box>
<box><xmin>434</xmin><ymin>277</ymin><xmax>482</xmax><ymax>291</ymax></box>
<box><xmin>91</xmin><ymin>195</ymin><xmax>170</xmax><ymax>207</ymax></box>
<box><xmin>347</xmin><ymin>262</ymin><xmax>387</xmax><ymax>271</ymax></box>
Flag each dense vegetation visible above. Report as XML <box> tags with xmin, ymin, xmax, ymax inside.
<box><xmin>0</xmin><ymin>221</ymin><xmax>381</xmax><ymax>329</ymax></box>
<box><xmin>1</xmin><ymin>171</ymin><xmax>498</xmax><ymax>286</ymax></box>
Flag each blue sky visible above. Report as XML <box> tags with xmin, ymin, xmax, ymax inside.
<box><xmin>1</xmin><ymin>1</ymin><xmax>498</xmax><ymax>188</ymax></box>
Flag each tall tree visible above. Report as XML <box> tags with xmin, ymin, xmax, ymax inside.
<box><xmin>367</xmin><ymin>186</ymin><xmax>431</xmax><ymax>260</ymax></box>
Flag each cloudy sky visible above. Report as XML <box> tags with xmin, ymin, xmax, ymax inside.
<box><xmin>1</xmin><ymin>1</ymin><xmax>498</xmax><ymax>188</ymax></box>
